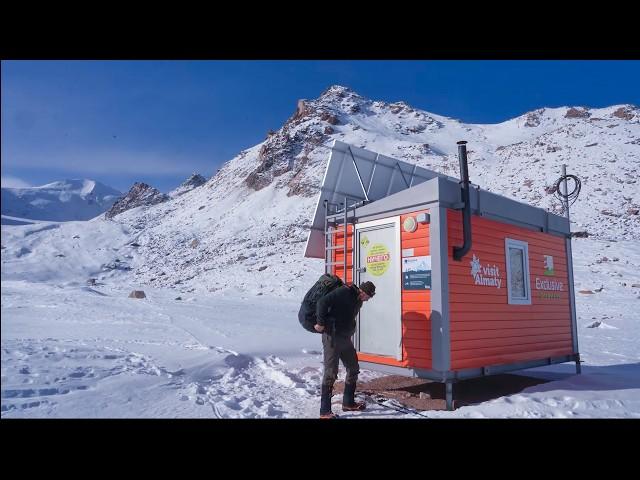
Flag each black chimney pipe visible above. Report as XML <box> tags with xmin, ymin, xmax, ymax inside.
<box><xmin>453</xmin><ymin>141</ymin><xmax>472</xmax><ymax>261</ymax></box>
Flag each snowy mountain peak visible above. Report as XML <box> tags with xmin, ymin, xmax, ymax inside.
<box><xmin>220</xmin><ymin>85</ymin><xmax>640</xmax><ymax>245</ymax></box>
<box><xmin>1</xmin><ymin>178</ymin><xmax>121</xmax><ymax>223</ymax></box>
<box><xmin>105</xmin><ymin>182</ymin><xmax>169</xmax><ymax>219</ymax></box>
<box><xmin>38</xmin><ymin>178</ymin><xmax>91</xmax><ymax>190</ymax></box>
<box><xmin>32</xmin><ymin>178</ymin><xmax>116</xmax><ymax>197</ymax></box>
<box><xmin>319</xmin><ymin>84</ymin><xmax>359</xmax><ymax>100</ymax></box>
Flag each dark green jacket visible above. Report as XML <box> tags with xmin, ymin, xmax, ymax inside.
<box><xmin>316</xmin><ymin>285</ymin><xmax>362</xmax><ymax>337</ymax></box>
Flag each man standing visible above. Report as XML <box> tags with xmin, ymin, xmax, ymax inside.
<box><xmin>314</xmin><ymin>281</ymin><xmax>376</xmax><ymax>419</ymax></box>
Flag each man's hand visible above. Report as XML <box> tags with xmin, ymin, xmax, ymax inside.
<box><xmin>314</xmin><ymin>324</ymin><xmax>325</xmax><ymax>333</ymax></box>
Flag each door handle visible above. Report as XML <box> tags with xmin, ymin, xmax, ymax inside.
<box><xmin>356</xmin><ymin>267</ymin><xmax>366</xmax><ymax>273</ymax></box>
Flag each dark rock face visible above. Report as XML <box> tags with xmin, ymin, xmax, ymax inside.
<box><xmin>171</xmin><ymin>173</ymin><xmax>207</xmax><ymax>197</ymax></box>
<box><xmin>180</xmin><ymin>173</ymin><xmax>207</xmax><ymax>191</ymax></box>
<box><xmin>525</xmin><ymin>111</ymin><xmax>542</xmax><ymax>127</ymax></box>
<box><xmin>243</xmin><ymin>86</ymin><xmax>369</xmax><ymax>193</ymax></box>
<box><xmin>612</xmin><ymin>106</ymin><xmax>637</xmax><ymax>121</ymax></box>
<box><xmin>105</xmin><ymin>182</ymin><xmax>169</xmax><ymax>219</ymax></box>
<box><xmin>565</xmin><ymin>107</ymin><xmax>591</xmax><ymax>119</ymax></box>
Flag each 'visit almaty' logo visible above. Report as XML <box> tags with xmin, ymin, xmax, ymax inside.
<box><xmin>470</xmin><ymin>254</ymin><xmax>502</xmax><ymax>289</ymax></box>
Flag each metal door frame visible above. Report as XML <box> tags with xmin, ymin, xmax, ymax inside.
<box><xmin>354</xmin><ymin>216</ymin><xmax>402</xmax><ymax>361</ymax></box>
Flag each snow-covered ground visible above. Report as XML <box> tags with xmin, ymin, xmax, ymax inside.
<box><xmin>2</xmin><ymin>233</ymin><xmax>638</xmax><ymax>418</ymax></box>
<box><xmin>1</xmin><ymin>281</ymin><xmax>324</xmax><ymax>418</ymax></box>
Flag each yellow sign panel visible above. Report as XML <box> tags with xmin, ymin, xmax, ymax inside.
<box><xmin>366</xmin><ymin>243</ymin><xmax>391</xmax><ymax>276</ymax></box>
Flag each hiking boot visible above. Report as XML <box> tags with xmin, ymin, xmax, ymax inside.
<box><xmin>319</xmin><ymin>412</ymin><xmax>339</xmax><ymax>419</ymax></box>
<box><xmin>342</xmin><ymin>382</ymin><xmax>366</xmax><ymax>411</ymax></box>
<box><xmin>320</xmin><ymin>384</ymin><xmax>333</xmax><ymax>417</ymax></box>
<box><xmin>342</xmin><ymin>401</ymin><xmax>366</xmax><ymax>412</ymax></box>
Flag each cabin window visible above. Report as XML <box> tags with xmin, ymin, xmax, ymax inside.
<box><xmin>505</xmin><ymin>238</ymin><xmax>531</xmax><ymax>305</ymax></box>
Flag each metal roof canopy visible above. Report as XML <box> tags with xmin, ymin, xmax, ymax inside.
<box><xmin>349</xmin><ymin>176</ymin><xmax>571</xmax><ymax>236</ymax></box>
<box><xmin>304</xmin><ymin>140</ymin><xmax>454</xmax><ymax>258</ymax></box>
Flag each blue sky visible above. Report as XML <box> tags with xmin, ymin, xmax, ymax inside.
<box><xmin>2</xmin><ymin>60</ymin><xmax>639</xmax><ymax>193</ymax></box>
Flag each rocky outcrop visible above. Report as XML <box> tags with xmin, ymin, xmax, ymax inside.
<box><xmin>291</xmin><ymin>99</ymin><xmax>313</xmax><ymax>122</ymax></box>
<box><xmin>242</xmin><ymin>85</ymin><xmax>447</xmax><ymax>193</ymax></box>
<box><xmin>565</xmin><ymin>107</ymin><xmax>591</xmax><ymax>119</ymax></box>
<box><xmin>170</xmin><ymin>173</ymin><xmax>207</xmax><ymax>198</ymax></box>
<box><xmin>525</xmin><ymin>111</ymin><xmax>542</xmax><ymax>127</ymax></box>
<box><xmin>320</xmin><ymin>112</ymin><xmax>339</xmax><ymax>125</ymax></box>
<box><xmin>105</xmin><ymin>182</ymin><xmax>169</xmax><ymax>219</ymax></box>
<box><xmin>286</xmin><ymin>156</ymin><xmax>318</xmax><ymax>197</ymax></box>
<box><xmin>244</xmin><ymin>99</ymin><xmax>336</xmax><ymax>191</ymax></box>
<box><xmin>612</xmin><ymin>106</ymin><xmax>637</xmax><ymax>121</ymax></box>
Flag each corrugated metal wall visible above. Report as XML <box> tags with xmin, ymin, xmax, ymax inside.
<box><xmin>447</xmin><ymin>210</ymin><xmax>574</xmax><ymax>370</ymax></box>
<box><xmin>400</xmin><ymin>211</ymin><xmax>432</xmax><ymax>369</ymax></box>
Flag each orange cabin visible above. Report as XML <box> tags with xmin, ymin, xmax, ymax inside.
<box><xmin>311</xmin><ymin>141</ymin><xmax>580</xmax><ymax>409</ymax></box>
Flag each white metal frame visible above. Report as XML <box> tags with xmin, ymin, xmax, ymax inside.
<box><xmin>305</xmin><ymin>140</ymin><xmax>450</xmax><ymax>259</ymax></box>
<box><xmin>504</xmin><ymin>238</ymin><xmax>532</xmax><ymax>305</ymax></box>
<box><xmin>354</xmin><ymin>216</ymin><xmax>402</xmax><ymax>361</ymax></box>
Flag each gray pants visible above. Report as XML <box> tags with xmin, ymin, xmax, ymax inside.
<box><xmin>322</xmin><ymin>333</ymin><xmax>360</xmax><ymax>388</ymax></box>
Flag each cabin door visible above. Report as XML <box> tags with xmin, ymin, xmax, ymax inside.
<box><xmin>355</xmin><ymin>217</ymin><xmax>402</xmax><ymax>360</ymax></box>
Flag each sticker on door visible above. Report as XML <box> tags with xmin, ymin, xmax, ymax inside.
<box><xmin>366</xmin><ymin>243</ymin><xmax>391</xmax><ymax>276</ymax></box>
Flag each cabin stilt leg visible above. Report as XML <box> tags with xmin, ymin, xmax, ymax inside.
<box><xmin>445</xmin><ymin>381</ymin><xmax>454</xmax><ymax>410</ymax></box>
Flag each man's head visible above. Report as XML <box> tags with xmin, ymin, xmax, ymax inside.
<box><xmin>358</xmin><ymin>281</ymin><xmax>376</xmax><ymax>301</ymax></box>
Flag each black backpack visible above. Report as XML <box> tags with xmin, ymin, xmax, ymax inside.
<box><xmin>298</xmin><ymin>274</ymin><xmax>344</xmax><ymax>333</ymax></box>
